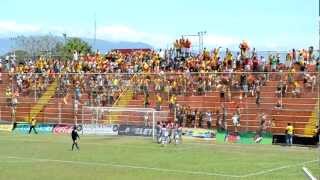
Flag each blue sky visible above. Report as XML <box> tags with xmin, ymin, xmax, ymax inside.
<box><xmin>0</xmin><ymin>0</ymin><xmax>318</xmax><ymax>50</ymax></box>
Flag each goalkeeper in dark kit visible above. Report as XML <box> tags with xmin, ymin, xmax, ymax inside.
<box><xmin>71</xmin><ymin>126</ymin><xmax>80</xmax><ymax>151</ymax></box>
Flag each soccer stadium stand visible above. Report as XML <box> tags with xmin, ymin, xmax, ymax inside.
<box><xmin>0</xmin><ymin>45</ymin><xmax>319</xmax><ymax>141</ymax></box>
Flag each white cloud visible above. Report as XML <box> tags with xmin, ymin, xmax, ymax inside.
<box><xmin>1</xmin><ymin>20</ymin><xmax>311</xmax><ymax>51</ymax></box>
<box><xmin>0</xmin><ymin>21</ymin><xmax>243</xmax><ymax>49</ymax></box>
<box><xmin>0</xmin><ymin>20</ymin><xmax>89</xmax><ymax>38</ymax></box>
<box><xmin>0</xmin><ymin>20</ymin><xmax>41</xmax><ymax>34</ymax></box>
<box><xmin>0</xmin><ymin>21</ymin><xmax>174</xmax><ymax>47</ymax></box>
<box><xmin>96</xmin><ymin>25</ymin><xmax>172</xmax><ymax>47</ymax></box>
<box><xmin>97</xmin><ymin>25</ymin><xmax>144</xmax><ymax>41</ymax></box>
<box><xmin>204</xmin><ymin>34</ymin><xmax>241</xmax><ymax>48</ymax></box>
<box><xmin>263</xmin><ymin>42</ymin><xmax>281</xmax><ymax>50</ymax></box>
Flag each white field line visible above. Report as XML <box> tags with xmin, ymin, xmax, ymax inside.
<box><xmin>0</xmin><ymin>156</ymin><xmax>37</xmax><ymax>164</ymax></box>
<box><xmin>242</xmin><ymin>159</ymin><xmax>319</xmax><ymax>178</ymax></box>
<box><xmin>1</xmin><ymin>155</ymin><xmax>319</xmax><ymax>178</ymax></box>
<box><xmin>185</xmin><ymin>142</ymin><xmax>317</xmax><ymax>152</ymax></box>
<box><xmin>302</xmin><ymin>166</ymin><xmax>317</xmax><ymax>180</ymax></box>
<box><xmin>3</xmin><ymin>156</ymin><xmax>242</xmax><ymax>178</ymax></box>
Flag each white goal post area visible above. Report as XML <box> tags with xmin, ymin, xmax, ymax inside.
<box><xmin>81</xmin><ymin>106</ymin><xmax>169</xmax><ymax>139</ymax></box>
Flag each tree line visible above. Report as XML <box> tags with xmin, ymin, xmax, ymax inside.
<box><xmin>2</xmin><ymin>35</ymin><xmax>92</xmax><ymax>63</ymax></box>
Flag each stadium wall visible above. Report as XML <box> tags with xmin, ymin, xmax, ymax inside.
<box><xmin>272</xmin><ymin>134</ymin><xmax>319</xmax><ymax>146</ymax></box>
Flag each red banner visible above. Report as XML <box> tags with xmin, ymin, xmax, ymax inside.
<box><xmin>53</xmin><ymin>124</ymin><xmax>73</xmax><ymax>134</ymax></box>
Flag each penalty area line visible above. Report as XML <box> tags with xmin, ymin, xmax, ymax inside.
<box><xmin>3</xmin><ymin>155</ymin><xmax>242</xmax><ymax>178</ymax></box>
<box><xmin>241</xmin><ymin>159</ymin><xmax>319</xmax><ymax>178</ymax></box>
<box><xmin>1</xmin><ymin>155</ymin><xmax>318</xmax><ymax>178</ymax></box>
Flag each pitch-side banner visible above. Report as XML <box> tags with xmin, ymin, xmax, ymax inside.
<box><xmin>82</xmin><ymin>124</ymin><xmax>119</xmax><ymax>135</ymax></box>
<box><xmin>182</xmin><ymin>128</ymin><xmax>215</xmax><ymax>139</ymax></box>
<box><xmin>0</xmin><ymin>124</ymin><xmax>13</xmax><ymax>132</ymax></box>
<box><xmin>53</xmin><ymin>124</ymin><xmax>74</xmax><ymax>134</ymax></box>
<box><xmin>13</xmin><ymin>123</ymin><xmax>54</xmax><ymax>133</ymax></box>
<box><xmin>118</xmin><ymin>125</ymin><xmax>153</xmax><ymax>136</ymax></box>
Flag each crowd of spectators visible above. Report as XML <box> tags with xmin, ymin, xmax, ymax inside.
<box><xmin>0</xmin><ymin>41</ymin><xmax>319</xmax><ymax>129</ymax></box>
<box><xmin>173</xmin><ymin>38</ymin><xmax>192</xmax><ymax>58</ymax></box>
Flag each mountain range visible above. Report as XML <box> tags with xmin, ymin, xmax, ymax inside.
<box><xmin>0</xmin><ymin>37</ymin><xmax>153</xmax><ymax>55</ymax></box>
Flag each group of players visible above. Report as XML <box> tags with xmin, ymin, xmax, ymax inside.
<box><xmin>156</xmin><ymin>122</ymin><xmax>183</xmax><ymax>146</ymax></box>
<box><xmin>70</xmin><ymin>121</ymin><xmax>182</xmax><ymax>151</ymax></box>
<box><xmin>69</xmin><ymin>121</ymin><xmax>183</xmax><ymax>151</ymax></box>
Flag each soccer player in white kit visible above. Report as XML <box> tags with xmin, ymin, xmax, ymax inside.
<box><xmin>160</xmin><ymin>124</ymin><xmax>169</xmax><ymax>146</ymax></box>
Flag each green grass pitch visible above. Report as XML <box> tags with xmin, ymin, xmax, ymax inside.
<box><xmin>0</xmin><ymin>132</ymin><xmax>319</xmax><ymax>180</ymax></box>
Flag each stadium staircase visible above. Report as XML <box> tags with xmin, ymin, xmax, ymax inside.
<box><xmin>24</xmin><ymin>79</ymin><xmax>58</xmax><ymax>122</ymax></box>
<box><xmin>303</xmin><ymin>100</ymin><xmax>319</xmax><ymax>136</ymax></box>
<box><xmin>103</xmin><ymin>87</ymin><xmax>134</xmax><ymax>124</ymax></box>
<box><xmin>105</xmin><ymin>74</ymin><xmax>139</xmax><ymax>124</ymax></box>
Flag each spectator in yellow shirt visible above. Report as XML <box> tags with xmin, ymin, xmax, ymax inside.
<box><xmin>29</xmin><ymin>118</ymin><xmax>38</xmax><ymax>134</ymax></box>
<box><xmin>285</xmin><ymin>123</ymin><xmax>294</xmax><ymax>146</ymax></box>
<box><xmin>155</xmin><ymin>93</ymin><xmax>162</xmax><ymax>111</ymax></box>
<box><xmin>169</xmin><ymin>95</ymin><xmax>176</xmax><ymax>113</ymax></box>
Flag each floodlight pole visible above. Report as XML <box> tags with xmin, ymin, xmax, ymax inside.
<box><xmin>93</xmin><ymin>13</ymin><xmax>97</xmax><ymax>49</ymax></box>
<box><xmin>182</xmin><ymin>31</ymin><xmax>207</xmax><ymax>55</ymax></box>
<box><xmin>62</xmin><ymin>33</ymin><xmax>67</xmax><ymax>45</ymax></box>
<box><xmin>198</xmin><ymin>31</ymin><xmax>207</xmax><ymax>53</ymax></box>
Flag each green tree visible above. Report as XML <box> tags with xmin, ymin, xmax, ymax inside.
<box><xmin>58</xmin><ymin>37</ymin><xmax>92</xmax><ymax>60</ymax></box>
<box><xmin>14</xmin><ymin>35</ymin><xmax>61</xmax><ymax>57</ymax></box>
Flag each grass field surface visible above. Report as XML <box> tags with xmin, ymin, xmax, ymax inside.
<box><xmin>0</xmin><ymin>132</ymin><xmax>319</xmax><ymax>180</ymax></box>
